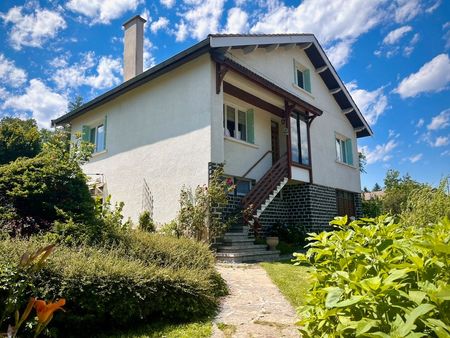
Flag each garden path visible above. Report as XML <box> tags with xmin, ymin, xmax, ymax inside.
<box><xmin>212</xmin><ymin>263</ymin><xmax>300</xmax><ymax>338</ymax></box>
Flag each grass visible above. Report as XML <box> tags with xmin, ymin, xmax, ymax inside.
<box><xmin>216</xmin><ymin>322</ymin><xmax>237</xmax><ymax>338</ymax></box>
<box><xmin>260</xmin><ymin>260</ymin><xmax>313</xmax><ymax>308</ymax></box>
<box><xmin>97</xmin><ymin>320</ymin><xmax>212</xmax><ymax>338</ymax></box>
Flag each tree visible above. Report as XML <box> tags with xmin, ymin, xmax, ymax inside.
<box><xmin>0</xmin><ymin>117</ymin><xmax>41</xmax><ymax>165</ymax></box>
<box><xmin>373</xmin><ymin>183</ymin><xmax>382</xmax><ymax>191</ymax></box>
<box><xmin>358</xmin><ymin>152</ymin><xmax>367</xmax><ymax>173</ymax></box>
<box><xmin>363</xmin><ymin>187</ymin><xmax>369</xmax><ymax>193</ymax></box>
<box><xmin>382</xmin><ymin>169</ymin><xmax>423</xmax><ymax>215</ymax></box>
<box><xmin>67</xmin><ymin>95</ymin><xmax>84</xmax><ymax>112</ymax></box>
<box><xmin>0</xmin><ymin>126</ymin><xmax>95</xmax><ymax>236</ymax></box>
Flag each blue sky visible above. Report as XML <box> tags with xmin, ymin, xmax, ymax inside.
<box><xmin>0</xmin><ymin>0</ymin><xmax>449</xmax><ymax>190</ymax></box>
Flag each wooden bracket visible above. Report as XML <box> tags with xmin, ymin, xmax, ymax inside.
<box><xmin>284</xmin><ymin>100</ymin><xmax>296</xmax><ymax>116</ymax></box>
<box><xmin>216</xmin><ymin>63</ymin><xmax>229</xmax><ymax>94</ymax></box>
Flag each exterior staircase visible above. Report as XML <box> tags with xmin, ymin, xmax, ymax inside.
<box><xmin>215</xmin><ymin>154</ymin><xmax>289</xmax><ymax>263</ymax></box>
<box><xmin>215</xmin><ymin>224</ymin><xmax>280</xmax><ymax>263</ymax></box>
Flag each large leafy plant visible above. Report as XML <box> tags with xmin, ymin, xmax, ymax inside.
<box><xmin>294</xmin><ymin>216</ymin><xmax>450</xmax><ymax>337</ymax></box>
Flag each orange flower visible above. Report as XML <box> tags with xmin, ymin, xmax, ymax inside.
<box><xmin>34</xmin><ymin>299</ymin><xmax>65</xmax><ymax>324</ymax></box>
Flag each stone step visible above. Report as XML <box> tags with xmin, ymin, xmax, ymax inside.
<box><xmin>216</xmin><ymin>250</ymin><xmax>280</xmax><ymax>263</ymax></box>
<box><xmin>217</xmin><ymin>244</ymin><xmax>268</xmax><ymax>253</ymax></box>
<box><xmin>220</xmin><ymin>237</ymin><xmax>256</xmax><ymax>245</ymax></box>
<box><xmin>223</xmin><ymin>232</ymin><xmax>253</xmax><ymax>239</ymax></box>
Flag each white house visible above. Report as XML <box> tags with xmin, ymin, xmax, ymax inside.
<box><xmin>53</xmin><ymin>16</ymin><xmax>372</xmax><ymax>235</ymax></box>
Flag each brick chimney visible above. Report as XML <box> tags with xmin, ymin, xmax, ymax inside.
<box><xmin>123</xmin><ymin>15</ymin><xmax>146</xmax><ymax>82</ymax></box>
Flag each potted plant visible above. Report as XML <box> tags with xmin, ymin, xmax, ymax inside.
<box><xmin>266</xmin><ymin>224</ymin><xmax>280</xmax><ymax>251</ymax></box>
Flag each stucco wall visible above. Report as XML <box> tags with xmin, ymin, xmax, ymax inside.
<box><xmin>70</xmin><ymin>54</ymin><xmax>213</xmax><ymax>224</ymax></box>
<box><xmin>225</xmin><ymin>48</ymin><xmax>361</xmax><ymax>193</ymax></box>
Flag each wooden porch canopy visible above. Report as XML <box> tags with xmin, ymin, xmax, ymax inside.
<box><xmin>211</xmin><ymin>51</ymin><xmax>323</xmax><ymax>121</ymax></box>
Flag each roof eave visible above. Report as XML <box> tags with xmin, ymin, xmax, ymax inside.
<box><xmin>52</xmin><ymin>37</ymin><xmax>211</xmax><ymax>126</ymax></box>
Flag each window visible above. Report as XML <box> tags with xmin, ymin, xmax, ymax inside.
<box><xmin>235</xmin><ymin>179</ymin><xmax>252</xmax><ymax>196</ymax></box>
<box><xmin>290</xmin><ymin>112</ymin><xmax>310</xmax><ymax>166</ymax></box>
<box><xmin>294</xmin><ymin>61</ymin><xmax>311</xmax><ymax>93</ymax></box>
<box><xmin>336</xmin><ymin>190</ymin><xmax>355</xmax><ymax>217</ymax></box>
<box><xmin>82</xmin><ymin>117</ymin><xmax>107</xmax><ymax>153</ymax></box>
<box><xmin>336</xmin><ymin>135</ymin><xmax>354</xmax><ymax>165</ymax></box>
<box><xmin>223</xmin><ymin>104</ymin><xmax>254</xmax><ymax>143</ymax></box>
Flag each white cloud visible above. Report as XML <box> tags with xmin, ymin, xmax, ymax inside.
<box><xmin>0</xmin><ymin>54</ymin><xmax>27</xmax><ymax>87</ymax></box>
<box><xmin>223</xmin><ymin>7</ymin><xmax>249</xmax><ymax>34</ymax></box>
<box><xmin>359</xmin><ymin>139</ymin><xmax>398</xmax><ymax>164</ymax></box>
<box><xmin>425</xmin><ymin>0</ymin><xmax>441</xmax><ymax>13</ymax></box>
<box><xmin>393</xmin><ymin>0</ymin><xmax>421</xmax><ymax>23</ymax></box>
<box><xmin>66</xmin><ymin>0</ymin><xmax>143</xmax><ymax>24</ymax></box>
<box><xmin>143</xmin><ymin>38</ymin><xmax>156</xmax><ymax>70</ymax></box>
<box><xmin>428</xmin><ymin>109</ymin><xmax>450</xmax><ymax>131</ymax></box>
<box><xmin>1</xmin><ymin>6</ymin><xmax>66</xmax><ymax>50</ymax></box>
<box><xmin>443</xmin><ymin>22</ymin><xmax>450</xmax><ymax>49</ymax></box>
<box><xmin>404</xmin><ymin>33</ymin><xmax>420</xmax><ymax>56</ymax></box>
<box><xmin>383</xmin><ymin>26</ymin><xmax>412</xmax><ymax>45</ymax></box>
<box><xmin>346</xmin><ymin>81</ymin><xmax>389</xmax><ymax>126</ymax></box>
<box><xmin>248</xmin><ymin>0</ymin><xmax>387</xmax><ymax>68</ymax></box>
<box><xmin>150</xmin><ymin>17</ymin><xmax>169</xmax><ymax>34</ymax></box>
<box><xmin>432</xmin><ymin>136</ymin><xmax>449</xmax><ymax>147</ymax></box>
<box><xmin>416</xmin><ymin>118</ymin><xmax>424</xmax><ymax>128</ymax></box>
<box><xmin>175</xmin><ymin>20</ymin><xmax>188</xmax><ymax>42</ymax></box>
<box><xmin>52</xmin><ymin>52</ymin><xmax>122</xmax><ymax>90</ymax></box>
<box><xmin>2</xmin><ymin>79</ymin><xmax>68</xmax><ymax>128</ymax></box>
<box><xmin>325</xmin><ymin>39</ymin><xmax>353</xmax><ymax>70</ymax></box>
<box><xmin>408</xmin><ymin>153</ymin><xmax>423</xmax><ymax>163</ymax></box>
<box><xmin>176</xmin><ymin>0</ymin><xmax>225</xmax><ymax>41</ymax></box>
<box><xmin>395</xmin><ymin>54</ymin><xmax>450</xmax><ymax>98</ymax></box>
<box><xmin>160</xmin><ymin>0</ymin><xmax>175</xmax><ymax>9</ymax></box>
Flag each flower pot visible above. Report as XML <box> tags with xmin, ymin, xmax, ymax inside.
<box><xmin>266</xmin><ymin>236</ymin><xmax>279</xmax><ymax>251</ymax></box>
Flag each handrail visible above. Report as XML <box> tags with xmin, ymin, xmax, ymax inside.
<box><xmin>242</xmin><ymin>150</ymin><xmax>272</xmax><ymax>178</ymax></box>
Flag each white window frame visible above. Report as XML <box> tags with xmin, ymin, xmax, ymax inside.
<box><xmin>90</xmin><ymin>123</ymin><xmax>105</xmax><ymax>153</ymax></box>
<box><xmin>335</xmin><ymin>133</ymin><xmax>353</xmax><ymax>166</ymax></box>
<box><xmin>293</xmin><ymin>60</ymin><xmax>312</xmax><ymax>94</ymax></box>
<box><xmin>223</xmin><ymin>103</ymin><xmax>248</xmax><ymax>142</ymax></box>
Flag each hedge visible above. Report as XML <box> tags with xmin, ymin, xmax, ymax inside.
<box><xmin>0</xmin><ymin>232</ymin><xmax>226</xmax><ymax>336</ymax></box>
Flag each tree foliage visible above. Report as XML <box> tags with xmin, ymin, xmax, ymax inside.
<box><xmin>382</xmin><ymin>169</ymin><xmax>423</xmax><ymax>215</ymax></box>
<box><xmin>0</xmin><ymin>128</ymin><xmax>95</xmax><ymax>236</ymax></box>
<box><xmin>400</xmin><ymin>177</ymin><xmax>450</xmax><ymax>227</ymax></box>
<box><xmin>0</xmin><ymin>117</ymin><xmax>41</xmax><ymax>165</ymax></box>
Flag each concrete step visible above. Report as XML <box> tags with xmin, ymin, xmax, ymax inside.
<box><xmin>217</xmin><ymin>244</ymin><xmax>268</xmax><ymax>252</ymax></box>
<box><xmin>216</xmin><ymin>250</ymin><xmax>280</xmax><ymax>263</ymax></box>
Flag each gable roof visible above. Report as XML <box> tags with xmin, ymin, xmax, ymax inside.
<box><xmin>52</xmin><ymin>34</ymin><xmax>372</xmax><ymax>138</ymax></box>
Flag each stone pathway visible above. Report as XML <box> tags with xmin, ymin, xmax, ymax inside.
<box><xmin>212</xmin><ymin>263</ymin><xmax>300</xmax><ymax>338</ymax></box>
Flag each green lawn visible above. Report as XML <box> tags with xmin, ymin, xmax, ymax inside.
<box><xmin>260</xmin><ymin>260</ymin><xmax>313</xmax><ymax>309</ymax></box>
<box><xmin>98</xmin><ymin>320</ymin><xmax>212</xmax><ymax>338</ymax></box>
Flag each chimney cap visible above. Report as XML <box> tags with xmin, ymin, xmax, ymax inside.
<box><xmin>123</xmin><ymin>15</ymin><xmax>147</xmax><ymax>28</ymax></box>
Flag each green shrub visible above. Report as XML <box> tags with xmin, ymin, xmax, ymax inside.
<box><xmin>362</xmin><ymin>196</ymin><xmax>383</xmax><ymax>218</ymax></box>
<box><xmin>401</xmin><ymin>177</ymin><xmax>450</xmax><ymax>227</ymax></box>
<box><xmin>158</xmin><ymin>220</ymin><xmax>183</xmax><ymax>238</ymax></box>
<box><xmin>294</xmin><ymin>216</ymin><xmax>450</xmax><ymax>337</ymax></box>
<box><xmin>0</xmin><ymin>235</ymin><xmax>226</xmax><ymax>336</ymax></box>
<box><xmin>138</xmin><ymin>211</ymin><xmax>155</xmax><ymax>232</ymax></box>
<box><xmin>0</xmin><ymin>128</ymin><xmax>95</xmax><ymax>236</ymax></box>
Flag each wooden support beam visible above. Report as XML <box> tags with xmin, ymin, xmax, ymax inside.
<box><xmin>243</xmin><ymin>45</ymin><xmax>258</xmax><ymax>54</ymax></box>
<box><xmin>298</xmin><ymin>42</ymin><xmax>312</xmax><ymax>50</ymax></box>
<box><xmin>223</xmin><ymin>82</ymin><xmax>284</xmax><ymax>117</ymax></box>
<box><xmin>284</xmin><ymin>43</ymin><xmax>296</xmax><ymax>50</ymax></box>
<box><xmin>342</xmin><ymin>107</ymin><xmax>354</xmax><ymax>115</ymax></box>
<box><xmin>215</xmin><ymin>63</ymin><xmax>228</xmax><ymax>94</ymax></box>
<box><xmin>264</xmin><ymin>44</ymin><xmax>279</xmax><ymax>52</ymax></box>
<box><xmin>211</xmin><ymin>55</ymin><xmax>323</xmax><ymax>116</ymax></box>
<box><xmin>316</xmin><ymin>65</ymin><xmax>328</xmax><ymax>73</ymax></box>
<box><xmin>329</xmin><ymin>87</ymin><xmax>342</xmax><ymax>95</ymax></box>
